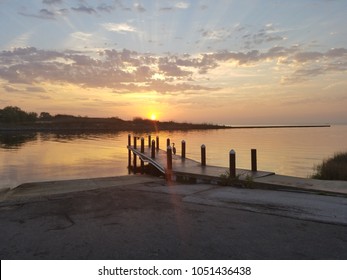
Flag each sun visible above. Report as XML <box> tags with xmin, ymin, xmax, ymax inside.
<box><xmin>150</xmin><ymin>113</ymin><xmax>157</xmax><ymax>121</ymax></box>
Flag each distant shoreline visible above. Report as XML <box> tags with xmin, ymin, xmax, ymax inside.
<box><xmin>0</xmin><ymin>106</ymin><xmax>332</xmax><ymax>132</ymax></box>
<box><xmin>0</xmin><ymin>123</ymin><xmax>331</xmax><ymax>133</ymax></box>
<box><xmin>225</xmin><ymin>124</ymin><xmax>331</xmax><ymax>129</ymax></box>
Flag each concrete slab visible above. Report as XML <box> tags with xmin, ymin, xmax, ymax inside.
<box><xmin>255</xmin><ymin>174</ymin><xmax>347</xmax><ymax>196</ymax></box>
<box><xmin>182</xmin><ymin>185</ymin><xmax>347</xmax><ymax>226</ymax></box>
<box><xmin>124</xmin><ymin>181</ymin><xmax>216</xmax><ymax>195</ymax></box>
<box><xmin>0</xmin><ymin>175</ymin><xmax>164</xmax><ymax>202</ymax></box>
<box><xmin>1</xmin><ymin>174</ymin><xmax>347</xmax><ymax>226</ymax></box>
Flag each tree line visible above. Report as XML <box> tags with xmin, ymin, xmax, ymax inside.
<box><xmin>0</xmin><ymin>106</ymin><xmax>54</xmax><ymax>123</ymax></box>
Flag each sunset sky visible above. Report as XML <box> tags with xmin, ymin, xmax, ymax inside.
<box><xmin>1</xmin><ymin>0</ymin><xmax>347</xmax><ymax>124</ymax></box>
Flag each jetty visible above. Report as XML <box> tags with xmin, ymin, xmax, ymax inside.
<box><xmin>127</xmin><ymin>134</ymin><xmax>274</xmax><ymax>184</ymax></box>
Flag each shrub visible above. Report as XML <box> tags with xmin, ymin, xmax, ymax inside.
<box><xmin>312</xmin><ymin>152</ymin><xmax>347</xmax><ymax>181</ymax></box>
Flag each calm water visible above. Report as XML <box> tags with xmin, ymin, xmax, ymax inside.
<box><xmin>1</xmin><ymin>125</ymin><xmax>347</xmax><ymax>190</ymax></box>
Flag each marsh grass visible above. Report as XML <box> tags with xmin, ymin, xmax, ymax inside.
<box><xmin>312</xmin><ymin>152</ymin><xmax>347</xmax><ymax>181</ymax></box>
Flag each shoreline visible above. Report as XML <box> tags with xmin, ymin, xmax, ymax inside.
<box><xmin>0</xmin><ymin>124</ymin><xmax>331</xmax><ymax>133</ymax></box>
<box><xmin>226</xmin><ymin>124</ymin><xmax>331</xmax><ymax>129</ymax></box>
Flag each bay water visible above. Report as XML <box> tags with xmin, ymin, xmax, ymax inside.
<box><xmin>1</xmin><ymin>125</ymin><xmax>346</xmax><ymax>190</ymax></box>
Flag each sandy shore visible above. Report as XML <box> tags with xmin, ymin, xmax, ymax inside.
<box><xmin>1</xmin><ymin>175</ymin><xmax>347</xmax><ymax>259</ymax></box>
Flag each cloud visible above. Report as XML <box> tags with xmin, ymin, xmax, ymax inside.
<box><xmin>159</xmin><ymin>7</ymin><xmax>174</xmax><ymax>12</ymax></box>
<box><xmin>102</xmin><ymin>22</ymin><xmax>137</xmax><ymax>33</ymax></box>
<box><xmin>3</xmin><ymin>85</ymin><xmax>21</xmax><ymax>92</ymax></box>
<box><xmin>19</xmin><ymin>8</ymin><xmax>56</xmax><ymax>20</ymax></box>
<box><xmin>0</xmin><ymin>47</ymin><xmax>216</xmax><ymax>93</ymax></box>
<box><xmin>1</xmin><ymin>46</ymin><xmax>346</xmax><ymax>95</ymax></box>
<box><xmin>26</xmin><ymin>86</ymin><xmax>47</xmax><ymax>93</ymax></box>
<box><xmin>159</xmin><ymin>62</ymin><xmax>192</xmax><ymax>77</ymax></box>
<box><xmin>42</xmin><ymin>0</ymin><xmax>62</xmax><ymax>4</ymax></box>
<box><xmin>97</xmin><ymin>3</ymin><xmax>116</xmax><ymax>13</ymax></box>
<box><xmin>71</xmin><ymin>5</ymin><xmax>97</xmax><ymax>14</ymax></box>
<box><xmin>18</xmin><ymin>6</ymin><xmax>68</xmax><ymax>20</ymax></box>
<box><xmin>134</xmin><ymin>3</ymin><xmax>146</xmax><ymax>12</ymax></box>
<box><xmin>159</xmin><ymin>1</ymin><xmax>190</xmax><ymax>11</ymax></box>
<box><xmin>70</xmin><ymin>32</ymin><xmax>93</xmax><ymax>42</ymax></box>
<box><xmin>175</xmin><ymin>2</ymin><xmax>190</xmax><ymax>9</ymax></box>
<box><xmin>200</xmin><ymin>28</ymin><xmax>232</xmax><ymax>41</ymax></box>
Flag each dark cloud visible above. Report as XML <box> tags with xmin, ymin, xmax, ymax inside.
<box><xmin>199</xmin><ymin>27</ymin><xmax>232</xmax><ymax>41</ymax></box>
<box><xmin>19</xmin><ymin>8</ymin><xmax>56</xmax><ymax>20</ymax></box>
<box><xmin>71</xmin><ymin>5</ymin><xmax>97</xmax><ymax>14</ymax></box>
<box><xmin>159</xmin><ymin>63</ymin><xmax>192</xmax><ymax>77</ymax></box>
<box><xmin>18</xmin><ymin>7</ymin><xmax>68</xmax><ymax>20</ymax></box>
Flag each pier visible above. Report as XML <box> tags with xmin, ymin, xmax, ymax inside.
<box><xmin>127</xmin><ymin>134</ymin><xmax>274</xmax><ymax>184</ymax></box>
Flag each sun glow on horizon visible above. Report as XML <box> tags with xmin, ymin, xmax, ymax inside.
<box><xmin>150</xmin><ymin>113</ymin><xmax>157</xmax><ymax>121</ymax></box>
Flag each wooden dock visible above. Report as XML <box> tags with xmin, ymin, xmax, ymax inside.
<box><xmin>127</xmin><ymin>135</ymin><xmax>274</xmax><ymax>184</ymax></box>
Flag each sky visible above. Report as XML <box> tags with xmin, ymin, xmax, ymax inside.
<box><xmin>0</xmin><ymin>0</ymin><xmax>347</xmax><ymax>124</ymax></box>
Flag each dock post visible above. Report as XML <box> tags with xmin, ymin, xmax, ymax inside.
<box><xmin>167</xmin><ymin>138</ymin><xmax>170</xmax><ymax>148</ymax></box>
<box><xmin>151</xmin><ymin>140</ymin><xmax>156</xmax><ymax>159</ymax></box>
<box><xmin>156</xmin><ymin>136</ymin><xmax>159</xmax><ymax>150</ymax></box>
<box><xmin>181</xmin><ymin>140</ymin><xmax>186</xmax><ymax>159</ymax></box>
<box><xmin>141</xmin><ymin>137</ymin><xmax>145</xmax><ymax>153</ymax></box>
<box><xmin>166</xmin><ymin>145</ymin><xmax>172</xmax><ymax>180</ymax></box>
<box><xmin>251</xmin><ymin>149</ymin><xmax>257</xmax><ymax>172</ymax></box>
<box><xmin>229</xmin><ymin>149</ymin><xmax>236</xmax><ymax>178</ymax></box>
<box><xmin>201</xmin><ymin>144</ymin><xmax>206</xmax><ymax>166</ymax></box>
<box><xmin>133</xmin><ymin>136</ymin><xmax>137</xmax><ymax>173</ymax></box>
<box><xmin>140</xmin><ymin>137</ymin><xmax>145</xmax><ymax>173</ymax></box>
<box><xmin>128</xmin><ymin>134</ymin><xmax>131</xmax><ymax>170</ymax></box>
<box><xmin>133</xmin><ymin>154</ymin><xmax>137</xmax><ymax>173</ymax></box>
<box><xmin>133</xmin><ymin>136</ymin><xmax>137</xmax><ymax>149</ymax></box>
<box><xmin>148</xmin><ymin>135</ymin><xmax>151</xmax><ymax>148</ymax></box>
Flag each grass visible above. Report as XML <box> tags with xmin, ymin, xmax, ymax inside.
<box><xmin>219</xmin><ymin>170</ymin><xmax>254</xmax><ymax>187</ymax></box>
<box><xmin>312</xmin><ymin>152</ymin><xmax>347</xmax><ymax>181</ymax></box>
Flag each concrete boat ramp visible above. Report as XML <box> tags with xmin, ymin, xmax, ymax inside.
<box><xmin>1</xmin><ymin>174</ymin><xmax>347</xmax><ymax>226</ymax></box>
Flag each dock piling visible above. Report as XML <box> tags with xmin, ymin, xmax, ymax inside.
<box><xmin>229</xmin><ymin>149</ymin><xmax>236</xmax><ymax>178</ymax></box>
<box><xmin>151</xmin><ymin>140</ymin><xmax>156</xmax><ymax>159</ymax></box>
<box><xmin>201</xmin><ymin>144</ymin><xmax>206</xmax><ymax>166</ymax></box>
<box><xmin>181</xmin><ymin>140</ymin><xmax>186</xmax><ymax>159</ymax></box>
<box><xmin>128</xmin><ymin>134</ymin><xmax>131</xmax><ymax>169</ymax></box>
<box><xmin>251</xmin><ymin>149</ymin><xmax>257</xmax><ymax>172</ymax></box>
<box><xmin>167</xmin><ymin>145</ymin><xmax>173</xmax><ymax>180</ymax></box>
<box><xmin>133</xmin><ymin>136</ymin><xmax>138</xmax><ymax>173</ymax></box>
<box><xmin>167</xmin><ymin>138</ymin><xmax>170</xmax><ymax>148</ymax></box>
<box><xmin>156</xmin><ymin>136</ymin><xmax>159</xmax><ymax>150</ymax></box>
<box><xmin>141</xmin><ymin>137</ymin><xmax>144</xmax><ymax>153</ymax></box>
<box><xmin>140</xmin><ymin>137</ymin><xmax>145</xmax><ymax>173</ymax></box>
<box><xmin>148</xmin><ymin>135</ymin><xmax>151</xmax><ymax>148</ymax></box>
<box><xmin>133</xmin><ymin>136</ymin><xmax>137</xmax><ymax>149</ymax></box>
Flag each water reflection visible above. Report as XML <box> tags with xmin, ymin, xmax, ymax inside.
<box><xmin>0</xmin><ymin>132</ymin><xmax>38</xmax><ymax>149</ymax></box>
<box><xmin>0</xmin><ymin>131</ymin><xmax>123</xmax><ymax>148</ymax></box>
<box><xmin>0</xmin><ymin>131</ymin><xmax>128</xmax><ymax>189</ymax></box>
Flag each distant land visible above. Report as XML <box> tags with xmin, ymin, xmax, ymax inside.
<box><xmin>0</xmin><ymin>106</ymin><xmax>330</xmax><ymax>132</ymax></box>
<box><xmin>226</xmin><ymin>124</ymin><xmax>331</xmax><ymax>129</ymax></box>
